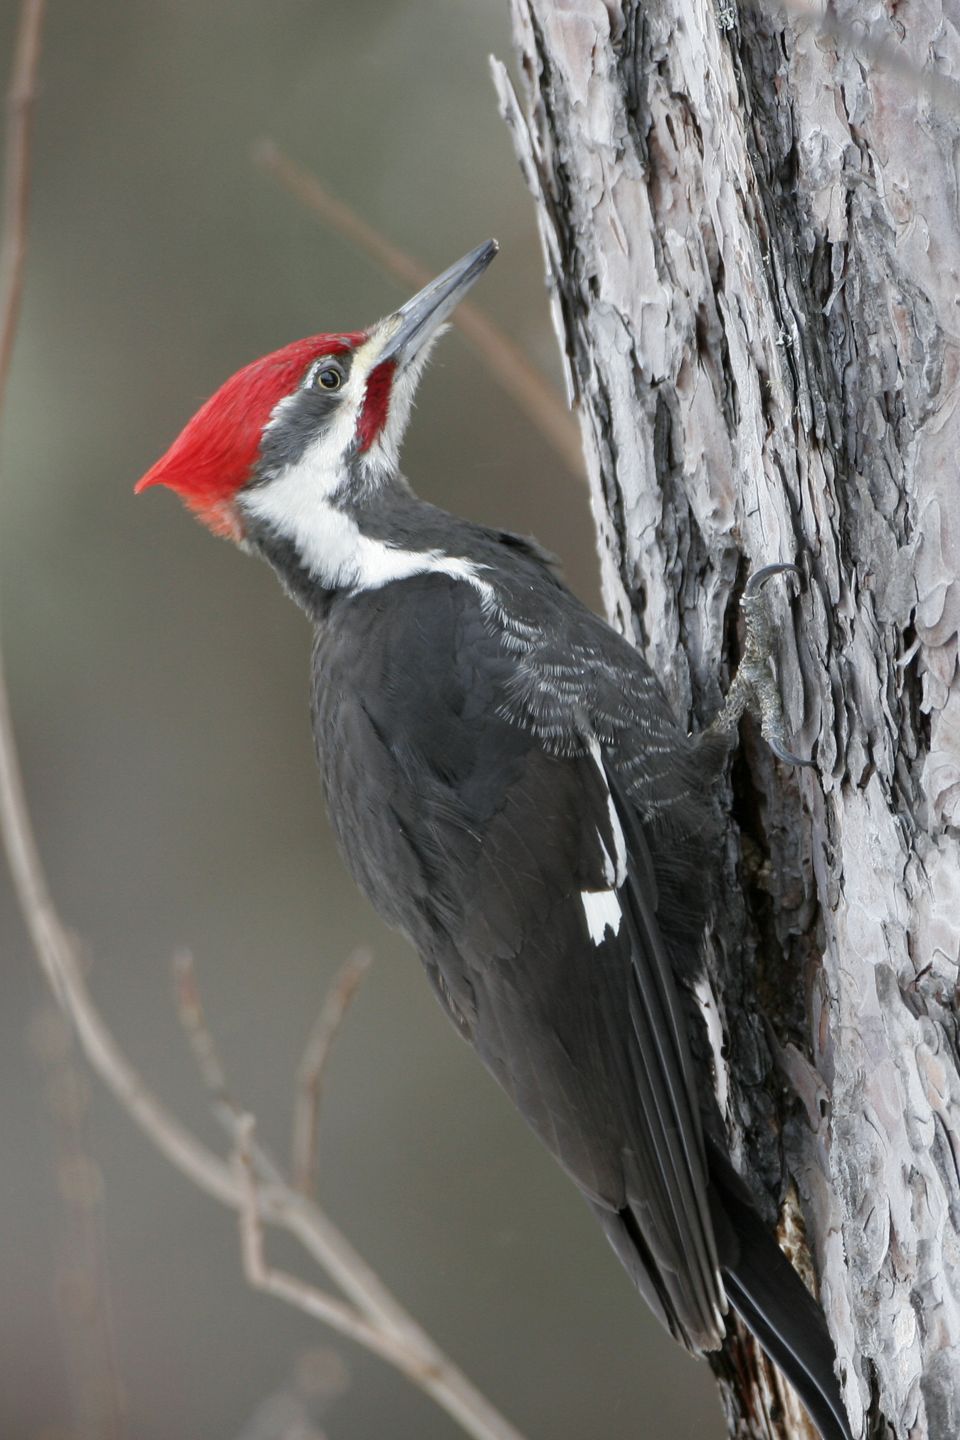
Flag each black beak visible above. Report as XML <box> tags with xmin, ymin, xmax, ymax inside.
<box><xmin>376</xmin><ymin>240</ymin><xmax>499</xmax><ymax>367</ymax></box>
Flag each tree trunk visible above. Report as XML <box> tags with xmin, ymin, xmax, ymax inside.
<box><xmin>496</xmin><ymin>2</ymin><xmax>960</xmax><ymax>1436</ymax></box>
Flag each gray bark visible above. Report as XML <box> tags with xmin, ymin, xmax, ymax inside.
<box><xmin>496</xmin><ymin>2</ymin><xmax>960</xmax><ymax>1437</ymax></box>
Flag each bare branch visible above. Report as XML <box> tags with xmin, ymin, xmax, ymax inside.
<box><xmin>174</xmin><ymin>949</ymin><xmax>231</xmax><ymax>1103</ymax></box>
<box><xmin>0</xmin><ymin>0</ymin><xmax>44</xmax><ymax>418</ymax></box>
<box><xmin>233</xmin><ymin>1116</ymin><xmax>439</xmax><ymax>1380</ymax></box>
<box><xmin>253</xmin><ymin>140</ymin><xmax>584</xmax><ymax>477</ymax></box>
<box><xmin>0</xmin><ymin>0</ymin><xmax>63</xmax><ymax>1015</ymax></box>
<box><xmin>29</xmin><ymin>1005</ymin><xmax>129</xmax><ymax>1440</ymax></box>
<box><xmin>173</xmin><ymin>949</ymin><xmax>284</xmax><ymax>1184</ymax></box>
<box><xmin>292</xmin><ymin>946</ymin><xmax>372</xmax><ymax>1195</ymax></box>
<box><xmin>232</xmin><ymin>1112</ymin><xmax>526</xmax><ymax>1428</ymax></box>
<box><xmin>0</xmin><ymin>16</ymin><xmax>527</xmax><ymax>1439</ymax></box>
<box><xmin>179</xmin><ymin>961</ymin><xmax>532</xmax><ymax>1434</ymax></box>
<box><xmin>19</xmin><ymin>926</ymin><xmax>528</xmax><ymax>1440</ymax></box>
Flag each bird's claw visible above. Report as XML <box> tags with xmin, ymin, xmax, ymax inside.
<box><xmin>709</xmin><ymin>560</ymin><xmax>815</xmax><ymax>770</ymax></box>
<box><xmin>767</xmin><ymin>736</ymin><xmax>817</xmax><ymax>769</ymax></box>
<box><xmin>742</xmin><ymin>561</ymin><xmax>801</xmax><ymax>600</ymax></box>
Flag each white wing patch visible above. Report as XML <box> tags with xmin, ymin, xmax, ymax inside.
<box><xmin>580</xmin><ymin>739</ymin><xmax>629</xmax><ymax>944</ymax></box>
<box><xmin>581</xmin><ymin>887</ymin><xmax>623</xmax><ymax>945</ymax></box>
<box><xmin>587</xmin><ymin>737</ymin><xmax>628</xmax><ymax>887</ymax></box>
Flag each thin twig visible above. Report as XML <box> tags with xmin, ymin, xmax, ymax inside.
<box><xmin>32</xmin><ymin>941</ymin><xmax>532</xmax><ymax>1440</ymax></box>
<box><xmin>22</xmin><ymin>925</ymin><xmax>529</xmax><ymax>1440</ymax></box>
<box><xmin>0</xmin><ymin>14</ymin><xmax>526</xmax><ymax>1440</ymax></box>
<box><xmin>29</xmin><ymin>1005</ymin><xmax>129</xmax><ymax>1440</ymax></box>
<box><xmin>179</xmin><ymin>971</ymin><xmax>530</xmax><ymax>1439</ymax></box>
<box><xmin>173</xmin><ymin>949</ymin><xmax>283</xmax><ymax>1184</ymax></box>
<box><xmin>0</xmin><ymin>1</ymin><xmax>61</xmax><ymax>1012</ymax></box>
<box><xmin>292</xmin><ymin>947</ymin><xmax>372</xmax><ymax>1195</ymax></box>
<box><xmin>0</xmin><ymin>0</ymin><xmax>44</xmax><ymax>419</ymax></box>
<box><xmin>174</xmin><ymin>949</ymin><xmax>231</xmax><ymax>1102</ymax></box>
<box><xmin>253</xmin><ymin>140</ymin><xmax>584</xmax><ymax>477</ymax></box>
<box><xmin>233</xmin><ymin>1117</ymin><xmax>524</xmax><ymax>1424</ymax></box>
<box><xmin>233</xmin><ymin>1116</ymin><xmax>445</xmax><ymax>1383</ymax></box>
<box><xmin>0</xmin><ymin>16</ymin><xmax>123</xmax><ymax>1434</ymax></box>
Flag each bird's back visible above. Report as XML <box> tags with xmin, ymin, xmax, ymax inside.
<box><xmin>311</xmin><ymin>558</ymin><xmax>729</xmax><ymax>1351</ymax></box>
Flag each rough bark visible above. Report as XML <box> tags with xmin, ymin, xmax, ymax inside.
<box><xmin>497</xmin><ymin>2</ymin><xmax>960</xmax><ymax>1437</ymax></box>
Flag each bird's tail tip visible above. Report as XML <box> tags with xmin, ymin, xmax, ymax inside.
<box><xmin>723</xmin><ymin>1265</ymin><xmax>853</xmax><ymax>1440</ymax></box>
<box><xmin>710</xmin><ymin>1147</ymin><xmax>853</xmax><ymax>1440</ymax></box>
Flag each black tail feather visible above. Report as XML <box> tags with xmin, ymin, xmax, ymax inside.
<box><xmin>709</xmin><ymin>1145</ymin><xmax>852</xmax><ymax>1440</ymax></box>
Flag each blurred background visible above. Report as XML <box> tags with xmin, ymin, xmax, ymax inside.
<box><xmin>0</xmin><ymin>3</ymin><xmax>723</xmax><ymax>1437</ymax></box>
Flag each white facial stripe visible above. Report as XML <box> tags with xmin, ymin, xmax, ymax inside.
<box><xmin>245</xmin><ymin>319</ymin><xmax>482</xmax><ymax>596</ymax></box>
<box><xmin>581</xmin><ymin>888</ymin><xmax>623</xmax><ymax>945</ymax></box>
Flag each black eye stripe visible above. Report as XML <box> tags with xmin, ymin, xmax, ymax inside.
<box><xmin>253</xmin><ymin>350</ymin><xmax>357</xmax><ymax>483</ymax></box>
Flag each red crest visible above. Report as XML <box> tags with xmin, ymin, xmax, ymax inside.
<box><xmin>135</xmin><ymin>334</ymin><xmax>363</xmax><ymax>536</ymax></box>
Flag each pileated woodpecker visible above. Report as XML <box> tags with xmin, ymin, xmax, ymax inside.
<box><xmin>137</xmin><ymin>241</ymin><xmax>850</xmax><ymax>1440</ymax></box>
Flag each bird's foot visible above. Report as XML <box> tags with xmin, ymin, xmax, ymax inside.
<box><xmin>709</xmin><ymin>562</ymin><xmax>814</xmax><ymax>768</ymax></box>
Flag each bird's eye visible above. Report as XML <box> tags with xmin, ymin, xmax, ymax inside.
<box><xmin>312</xmin><ymin>364</ymin><xmax>342</xmax><ymax>391</ymax></box>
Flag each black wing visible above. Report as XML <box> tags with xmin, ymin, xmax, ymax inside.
<box><xmin>312</xmin><ymin>571</ymin><xmax>726</xmax><ymax>1351</ymax></box>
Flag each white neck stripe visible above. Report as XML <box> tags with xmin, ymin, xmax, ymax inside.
<box><xmin>242</xmin><ymin>466</ymin><xmax>493</xmax><ymax>599</ymax></box>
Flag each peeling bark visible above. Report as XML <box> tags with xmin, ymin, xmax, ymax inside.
<box><xmin>497</xmin><ymin>3</ymin><xmax>960</xmax><ymax>1436</ymax></box>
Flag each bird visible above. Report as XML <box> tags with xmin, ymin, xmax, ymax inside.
<box><xmin>136</xmin><ymin>239</ymin><xmax>851</xmax><ymax>1440</ymax></box>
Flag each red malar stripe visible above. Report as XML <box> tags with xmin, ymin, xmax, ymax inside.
<box><xmin>357</xmin><ymin>360</ymin><xmax>396</xmax><ymax>452</ymax></box>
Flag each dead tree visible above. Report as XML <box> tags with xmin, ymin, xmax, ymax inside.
<box><xmin>496</xmin><ymin>3</ymin><xmax>960</xmax><ymax>1436</ymax></box>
